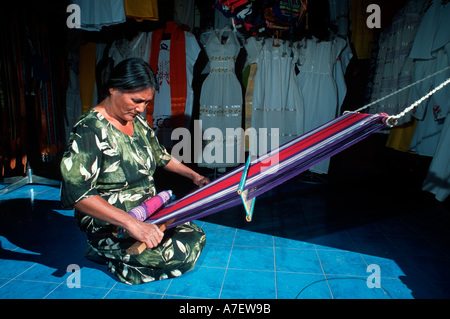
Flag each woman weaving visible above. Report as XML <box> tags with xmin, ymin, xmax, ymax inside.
<box><xmin>60</xmin><ymin>58</ymin><xmax>209</xmax><ymax>285</ymax></box>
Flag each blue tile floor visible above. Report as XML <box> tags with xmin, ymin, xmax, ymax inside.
<box><xmin>1</xmin><ymin>177</ymin><xmax>449</xmax><ymax>299</ymax></box>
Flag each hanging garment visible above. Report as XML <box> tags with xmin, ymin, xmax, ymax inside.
<box><xmin>79</xmin><ymin>42</ymin><xmax>108</xmax><ymax>115</ymax></box>
<box><xmin>79</xmin><ymin>42</ymin><xmax>96</xmax><ymax>114</ymax></box>
<box><xmin>334</xmin><ymin>39</ymin><xmax>353</xmax><ymax>115</ymax></box>
<box><xmin>146</xmin><ymin>22</ymin><xmax>200</xmax><ymax>147</ymax></box>
<box><xmin>365</xmin><ymin>0</ymin><xmax>426</xmax><ymax>152</ymax></box>
<box><xmin>350</xmin><ymin>0</ymin><xmax>374</xmax><ymax>59</ymax></box>
<box><xmin>408</xmin><ymin>1</ymin><xmax>450</xmax><ymax>201</ymax></box>
<box><xmin>174</xmin><ymin>0</ymin><xmax>196</xmax><ymax>31</ymax></box>
<box><xmin>328</xmin><ymin>0</ymin><xmax>348</xmax><ymax>38</ymax></box>
<box><xmin>244</xmin><ymin>63</ymin><xmax>257</xmax><ymax>150</ymax></box>
<box><xmin>71</xmin><ymin>0</ymin><xmax>126</xmax><ymax>31</ymax></box>
<box><xmin>408</xmin><ymin>2</ymin><xmax>450</xmax><ymax>157</ymax></box>
<box><xmin>422</xmin><ymin>110</ymin><xmax>450</xmax><ymax>202</ymax></box>
<box><xmin>124</xmin><ymin>0</ymin><xmax>158</xmax><ymax>22</ymax></box>
<box><xmin>197</xmin><ymin>27</ymin><xmax>243</xmax><ymax>169</ymax></box>
<box><xmin>385</xmin><ymin>120</ymin><xmax>418</xmax><ymax>152</ymax></box>
<box><xmin>368</xmin><ymin>0</ymin><xmax>426</xmax><ymax>124</ymax></box>
<box><xmin>109</xmin><ymin>32</ymin><xmax>148</xmax><ymax>66</ymax></box>
<box><xmin>245</xmin><ymin>36</ymin><xmax>304</xmax><ymax>155</ymax></box>
<box><xmin>296</xmin><ymin>36</ymin><xmax>346</xmax><ymax>174</ymax></box>
<box><xmin>409</xmin><ymin>47</ymin><xmax>450</xmax><ymax>154</ymax></box>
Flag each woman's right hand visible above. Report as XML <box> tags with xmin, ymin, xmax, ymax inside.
<box><xmin>73</xmin><ymin>195</ymin><xmax>164</xmax><ymax>249</ymax></box>
<box><xmin>126</xmin><ymin>218</ymin><xmax>164</xmax><ymax>249</ymax></box>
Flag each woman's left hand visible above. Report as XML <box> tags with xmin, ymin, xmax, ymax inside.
<box><xmin>193</xmin><ymin>175</ymin><xmax>210</xmax><ymax>188</ymax></box>
<box><xmin>164</xmin><ymin>158</ymin><xmax>210</xmax><ymax>189</ymax></box>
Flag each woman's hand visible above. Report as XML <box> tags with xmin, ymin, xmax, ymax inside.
<box><xmin>193</xmin><ymin>175</ymin><xmax>210</xmax><ymax>188</ymax></box>
<box><xmin>74</xmin><ymin>195</ymin><xmax>164</xmax><ymax>249</ymax></box>
<box><xmin>126</xmin><ymin>218</ymin><xmax>164</xmax><ymax>249</ymax></box>
<box><xmin>164</xmin><ymin>157</ymin><xmax>210</xmax><ymax>188</ymax></box>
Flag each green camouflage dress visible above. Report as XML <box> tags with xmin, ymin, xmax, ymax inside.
<box><xmin>60</xmin><ymin>109</ymin><xmax>205</xmax><ymax>285</ymax></box>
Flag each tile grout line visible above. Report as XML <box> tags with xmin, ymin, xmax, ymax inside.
<box><xmin>158</xmin><ymin>221</ymin><xmax>211</xmax><ymax>299</ymax></box>
<box><xmin>160</xmin><ymin>221</ymin><xmax>206</xmax><ymax>299</ymax></box>
<box><xmin>43</xmin><ymin>281</ymin><xmax>65</xmax><ymax>299</ymax></box>
<box><xmin>218</xmin><ymin>228</ymin><xmax>237</xmax><ymax>299</ymax></box>
<box><xmin>161</xmin><ymin>279</ymin><xmax>174</xmax><ymax>299</ymax></box>
<box><xmin>313</xmin><ymin>243</ymin><xmax>334</xmax><ymax>299</ymax></box>
<box><xmin>0</xmin><ymin>263</ymin><xmax>38</xmax><ymax>291</ymax></box>
<box><xmin>344</xmin><ymin>231</ymin><xmax>370</xmax><ymax>268</ymax></box>
<box><xmin>102</xmin><ymin>282</ymin><xmax>118</xmax><ymax>299</ymax></box>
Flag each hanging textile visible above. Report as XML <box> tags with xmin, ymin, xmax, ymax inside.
<box><xmin>296</xmin><ymin>36</ymin><xmax>347</xmax><ymax>174</ymax></box>
<box><xmin>197</xmin><ymin>27</ymin><xmax>243</xmax><ymax>169</ymax></box>
<box><xmin>350</xmin><ymin>0</ymin><xmax>374</xmax><ymax>59</ymax></box>
<box><xmin>385</xmin><ymin>120</ymin><xmax>418</xmax><ymax>152</ymax></box>
<box><xmin>174</xmin><ymin>0</ymin><xmax>196</xmax><ymax>31</ymax></box>
<box><xmin>0</xmin><ymin>12</ymin><xmax>27</xmax><ymax>176</ymax></box>
<box><xmin>328</xmin><ymin>0</ymin><xmax>348</xmax><ymax>38</ymax></box>
<box><xmin>70</xmin><ymin>0</ymin><xmax>126</xmax><ymax>31</ymax></box>
<box><xmin>1</xmin><ymin>8</ymin><xmax>66</xmax><ymax>177</ymax></box>
<box><xmin>147</xmin><ymin>22</ymin><xmax>200</xmax><ymax>147</ymax></box>
<box><xmin>148</xmin><ymin>21</ymin><xmax>186</xmax><ymax>128</ymax></box>
<box><xmin>245</xmin><ymin>36</ymin><xmax>305</xmax><ymax>153</ymax></box>
<box><xmin>109</xmin><ymin>32</ymin><xmax>148</xmax><ymax>67</ymax></box>
<box><xmin>368</xmin><ymin>0</ymin><xmax>426</xmax><ymax>123</ymax></box>
<box><xmin>79</xmin><ymin>42</ymin><xmax>96</xmax><ymax>114</ymax></box>
<box><xmin>244</xmin><ymin>63</ymin><xmax>257</xmax><ymax>150</ymax></box>
<box><xmin>124</xmin><ymin>0</ymin><xmax>159</xmax><ymax>22</ymax></box>
<box><xmin>407</xmin><ymin>2</ymin><xmax>450</xmax><ymax>156</ymax></box>
<box><xmin>422</xmin><ymin>112</ymin><xmax>450</xmax><ymax>202</ymax></box>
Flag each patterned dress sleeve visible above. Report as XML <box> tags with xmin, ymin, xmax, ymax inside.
<box><xmin>60</xmin><ymin>119</ymin><xmax>102</xmax><ymax>208</ymax></box>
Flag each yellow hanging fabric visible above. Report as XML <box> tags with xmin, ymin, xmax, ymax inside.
<box><xmin>386</xmin><ymin>120</ymin><xmax>418</xmax><ymax>152</ymax></box>
<box><xmin>124</xmin><ymin>0</ymin><xmax>159</xmax><ymax>22</ymax></box>
<box><xmin>350</xmin><ymin>0</ymin><xmax>374</xmax><ymax>59</ymax></box>
<box><xmin>79</xmin><ymin>41</ymin><xmax>96</xmax><ymax>114</ymax></box>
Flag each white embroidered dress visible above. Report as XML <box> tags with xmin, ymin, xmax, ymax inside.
<box><xmin>245</xmin><ymin>37</ymin><xmax>305</xmax><ymax>154</ymax></box>
<box><xmin>198</xmin><ymin>28</ymin><xmax>243</xmax><ymax>168</ymax></box>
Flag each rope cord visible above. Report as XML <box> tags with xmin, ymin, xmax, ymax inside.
<box><xmin>351</xmin><ymin>65</ymin><xmax>450</xmax><ymax>127</ymax></box>
<box><xmin>354</xmin><ymin>65</ymin><xmax>450</xmax><ymax>114</ymax></box>
<box><xmin>386</xmin><ymin>76</ymin><xmax>450</xmax><ymax>126</ymax></box>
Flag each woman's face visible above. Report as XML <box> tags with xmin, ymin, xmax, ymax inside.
<box><xmin>108</xmin><ymin>87</ymin><xmax>155</xmax><ymax>123</ymax></box>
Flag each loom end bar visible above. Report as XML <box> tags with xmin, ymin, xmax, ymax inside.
<box><xmin>126</xmin><ymin>219</ymin><xmax>175</xmax><ymax>255</ymax></box>
<box><xmin>126</xmin><ymin>241</ymin><xmax>147</xmax><ymax>255</ymax></box>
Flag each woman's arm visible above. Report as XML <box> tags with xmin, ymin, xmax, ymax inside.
<box><xmin>74</xmin><ymin>195</ymin><xmax>164</xmax><ymax>249</ymax></box>
<box><xmin>163</xmin><ymin>157</ymin><xmax>210</xmax><ymax>187</ymax></box>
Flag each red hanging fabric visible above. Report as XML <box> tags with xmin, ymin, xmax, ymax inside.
<box><xmin>148</xmin><ymin>21</ymin><xmax>186</xmax><ymax>128</ymax></box>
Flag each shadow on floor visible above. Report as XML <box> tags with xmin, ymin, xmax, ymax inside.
<box><xmin>0</xmin><ymin>198</ymin><xmax>107</xmax><ymax>280</ymax></box>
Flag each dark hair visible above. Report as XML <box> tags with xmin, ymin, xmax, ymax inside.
<box><xmin>101</xmin><ymin>58</ymin><xmax>159</xmax><ymax>100</ymax></box>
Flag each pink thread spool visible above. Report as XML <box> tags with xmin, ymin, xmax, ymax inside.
<box><xmin>128</xmin><ymin>190</ymin><xmax>173</xmax><ymax>221</ymax></box>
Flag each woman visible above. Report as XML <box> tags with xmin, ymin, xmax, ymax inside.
<box><xmin>60</xmin><ymin>58</ymin><xmax>209</xmax><ymax>285</ymax></box>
